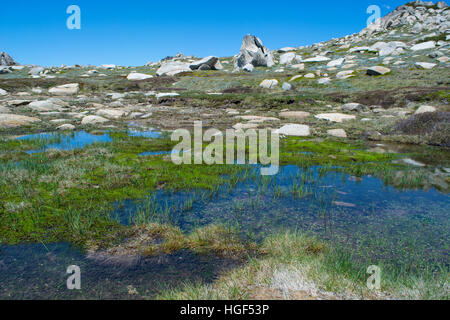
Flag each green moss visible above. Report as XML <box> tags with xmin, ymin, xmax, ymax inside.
<box><xmin>0</xmin><ymin>133</ymin><xmax>443</xmax><ymax>247</ymax></box>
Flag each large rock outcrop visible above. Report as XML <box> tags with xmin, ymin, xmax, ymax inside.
<box><xmin>360</xmin><ymin>1</ymin><xmax>449</xmax><ymax>36</ymax></box>
<box><xmin>189</xmin><ymin>56</ymin><xmax>223</xmax><ymax>70</ymax></box>
<box><xmin>234</xmin><ymin>35</ymin><xmax>274</xmax><ymax>70</ymax></box>
<box><xmin>0</xmin><ymin>52</ymin><xmax>18</xmax><ymax>66</ymax></box>
<box><xmin>156</xmin><ymin>61</ymin><xmax>191</xmax><ymax>76</ymax></box>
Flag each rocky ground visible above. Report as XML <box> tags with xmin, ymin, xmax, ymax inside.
<box><xmin>0</xmin><ymin>1</ymin><xmax>448</xmax><ymax>148</ymax></box>
<box><xmin>0</xmin><ymin>0</ymin><xmax>449</xmax><ymax>301</ymax></box>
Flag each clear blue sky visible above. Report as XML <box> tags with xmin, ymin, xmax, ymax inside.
<box><xmin>0</xmin><ymin>0</ymin><xmax>410</xmax><ymax>66</ymax></box>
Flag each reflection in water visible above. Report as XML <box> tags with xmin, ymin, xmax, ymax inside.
<box><xmin>1</xmin><ymin>161</ymin><xmax>449</xmax><ymax>299</ymax></box>
<box><xmin>116</xmin><ymin>165</ymin><xmax>449</xmax><ymax>272</ymax></box>
<box><xmin>18</xmin><ymin>131</ymin><xmax>112</xmax><ymax>154</ymax></box>
<box><xmin>0</xmin><ymin>243</ymin><xmax>239</xmax><ymax>300</ymax></box>
<box><xmin>17</xmin><ymin>130</ymin><xmax>161</xmax><ymax>154</ymax></box>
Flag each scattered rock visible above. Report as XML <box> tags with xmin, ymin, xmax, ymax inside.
<box><xmin>106</xmin><ymin>93</ymin><xmax>125</xmax><ymax>100</ymax></box>
<box><xmin>277</xmin><ymin>47</ymin><xmax>297</xmax><ymax>53</ymax></box>
<box><xmin>48</xmin><ymin>83</ymin><xmax>80</xmax><ymax>95</ymax></box>
<box><xmin>28</xmin><ymin>100</ymin><xmax>62</xmax><ymax>112</ymax></box>
<box><xmin>280</xmin><ymin>52</ymin><xmax>297</xmax><ymax>65</ymax></box>
<box><xmin>156</xmin><ymin>92</ymin><xmax>180</xmax><ymax>99</ymax></box>
<box><xmin>415</xmin><ymin>62</ymin><xmax>437</xmax><ymax>69</ymax></box>
<box><xmin>0</xmin><ymin>89</ymin><xmax>8</xmax><ymax>96</ymax></box>
<box><xmin>336</xmin><ymin>70</ymin><xmax>355</xmax><ymax>79</ymax></box>
<box><xmin>367</xmin><ymin>66</ymin><xmax>391</xmax><ymax>76</ymax></box>
<box><xmin>279</xmin><ymin>111</ymin><xmax>311</xmax><ymax>120</ymax></box>
<box><xmin>318</xmin><ymin>77</ymin><xmax>331</xmax><ymax>84</ymax></box>
<box><xmin>127</xmin><ymin>73</ymin><xmax>153</xmax><ymax>80</ymax></box>
<box><xmin>411</xmin><ymin>41</ymin><xmax>436</xmax><ymax>51</ymax></box>
<box><xmin>0</xmin><ymin>114</ymin><xmax>41</xmax><ymax>128</ymax></box>
<box><xmin>260</xmin><ymin>79</ymin><xmax>279</xmax><ymax>89</ymax></box>
<box><xmin>282</xmin><ymin>82</ymin><xmax>292</xmax><ymax>91</ymax></box>
<box><xmin>233</xmin><ymin>123</ymin><xmax>259</xmax><ymax>130</ymax></box>
<box><xmin>402</xmin><ymin>158</ymin><xmax>426</xmax><ymax>167</ymax></box>
<box><xmin>315</xmin><ymin>113</ymin><xmax>356</xmax><ymax>123</ymax></box>
<box><xmin>96</xmin><ymin>109</ymin><xmax>127</xmax><ymax>119</ymax></box>
<box><xmin>333</xmin><ymin>201</ymin><xmax>356</xmax><ymax>208</ymax></box>
<box><xmin>156</xmin><ymin>61</ymin><xmax>191</xmax><ymax>76</ymax></box>
<box><xmin>302</xmin><ymin>56</ymin><xmax>330</xmax><ymax>63</ymax></box>
<box><xmin>29</xmin><ymin>67</ymin><xmax>44</xmax><ymax>76</ymax></box>
<box><xmin>81</xmin><ymin>115</ymin><xmax>109</xmax><ymax>125</ymax></box>
<box><xmin>414</xmin><ymin>105</ymin><xmax>437</xmax><ymax>114</ymax></box>
<box><xmin>289</xmin><ymin>75</ymin><xmax>303</xmax><ymax>82</ymax></box>
<box><xmin>342</xmin><ymin>103</ymin><xmax>365</xmax><ymax>112</ymax></box>
<box><xmin>57</xmin><ymin>124</ymin><xmax>76</xmax><ymax>130</ymax></box>
<box><xmin>275</xmin><ymin>124</ymin><xmax>310</xmax><ymax>137</ymax></box>
<box><xmin>100</xmin><ymin>64</ymin><xmax>116</xmax><ymax>69</ymax></box>
<box><xmin>327</xmin><ymin>58</ymin><xmax>345</xmax><ymax>67</ymax></box>
<box><xmin>291</xmin><ymin>63</ymin><xmax>305</xmax><ymax>70</ymax></box>
<box><xmin>189</xmin><ymin>56</ymin><xmax>223</xmax><ymax>70</ymax></box>
<box><xmin>327</xmin><ymin>129</ymin><xmax>347</xmax><ymax>138</ymax></box>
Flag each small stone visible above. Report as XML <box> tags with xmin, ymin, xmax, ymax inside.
<box><xmin>302</xmin><ymin>56</ymin><xmax>330</xmax><ymax>63</ymax></box>
<box><xmin>318</xmin><ymin>77</ymin><xmax>331</xmax><ymax>84</ymax></box>
<box><xmin>259</xmin><ymin>79</ymin><xmax>279</xmax><ymax>89</ymax></box>
<box><xmin>279</xmin><ymin>111</ymin><xmax>311</xmax><ymax>120</ymax></box>
<box><xmin>410</xmin><ymin>41</ymin><xmax>436</xmax><ymax>51</ymax></box>
<box><xmin>232</xmin><ymin>123</ymin><xmax>259</xmax><ymax>130</ymax></box>
<box><xmin>415</xmin><ymin>62</ymin><xmax>437</xmax><ymax>69</ymax></box>
<box><xmin>275</xmin><ymin>124</ymin><xmax>310</xmax><ymax>137</ymax></box>
<box><xmin>96</xmin><ymin>109</ymin><xmax>127</xmax><ymax>119</ymax></box>
<box><xmin>342</xmin><ymin>103</ymin><xmax>365</xmax><ymax>112</ymax></box>
<box><xmin>57</xmin><ymin>124</ymin><xmax>76</xmax><ymax>130</ymax></box>
<box><xmin>127</xmin><ymin>73</ymin><xmax>153</xmax><ymax>80</ymax></box>
<box><xmin>336</xmin><ymin>70</ymin><xmax>355</xmax><ymax>79</ymax></box>
<box><xmin>28</xmin><ymin>100</ymin><xmax>62</xmax><ymax>112</ymax></box>
<box><xmin>291</xmin><ymin>64</ymin><xmax>305</xmax><ymax>70</ymax></box>
<box><xmin>81</xmin><ymin>115</ymin><xmax>109</xmax><ymax>125</ymax></box>
<box><xmin>280</xmin><ymin>52</ymin><xmax>296</xmax><ymax>65</ymax></box>
<box><xmin>327</xmin><ymin>58</ymin><xmax>345</xmax><ymax>67</ymax></box>
<box><xmin>414</xmin><ymin>105</ymin><xmax>436</xmax><ymax>114</ymax></box>
<box><xmin>367</xmin><ymin>66</ymin><xmax>391</xmax><ymax>76</ymax></box>
<box><xmin>327</xmin><ymin>129</ymin><xmax>347</xmax><ymax>138</ymax></box>
<box><xmin>282</xmin><ymin>82</ymin><xmax>292</xmax><ymax>91</ymax></box>
<box><xmin>315</xmin><ymin>113</ymin><xmax>356</xmax><ymax>123</ymax></box>
<box><xmin>0</xmin><ymin>114</ymin><xmax>41</xmax><ymax>128</ymax></box>
<box><xmin>289</xmin><ymin>75</ymin><xmax>303</xmax><ymax>82</ymax></box>
<box><xmin>48</xmin><ymin>83</ymin><xmax>79</xmax><ymax>95</ymax></box>
<box><xmin>156</xmin><ymin>92</ymin><xmax>180</xmax><ymax>99</ymax></box>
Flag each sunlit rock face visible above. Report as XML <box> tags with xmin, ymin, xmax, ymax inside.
<box><xmin>234</xmin><ymin>34</ymin><xmax>274</xmax><ymax>70</ymax></box>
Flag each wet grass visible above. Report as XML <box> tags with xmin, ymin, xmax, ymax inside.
<box><xmin>0</xmin><ymin>130</ymin><xmax>448</xmax><ymax>300</ymax></box>
<box><xmin>1</xmin><ymin>131</ymin><xmax>446</xmax><ymax>245</ymax></box>
<box><xmin>157</xmin><ymin>231</ymin><xmax>449</xmax><ymax>300</ymax></box>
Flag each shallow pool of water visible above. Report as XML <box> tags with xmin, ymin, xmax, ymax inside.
<box><xmin>17</xmin><ymin>129</ymin><xmax>161</xmax><ymax>153</ymax></box>
<box><xmin>1</xmin><ymin>162</ymin><xmax>448</xmax><ymax>299</ymax></box>
<box><xmin>116</xmin><ymin>165</ymin><xmax>449</xmax><ymax>272</ymax></box>
<box><xmin>0</xmin><ymin>243</ymin><xmax>238</xmax><ymax>299</ymax></box>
